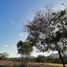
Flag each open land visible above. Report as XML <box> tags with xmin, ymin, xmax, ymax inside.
<box><xmin>0</xmin><ymin>60</ymin><xmax>67</xmax><ymax>67</ymax></box>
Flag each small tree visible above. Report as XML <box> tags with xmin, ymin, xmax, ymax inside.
<box><xmin>17</xmin><ymin>40</ymin><xmax>32</xmax><ymax>64</ymax></box>
<box><xmin>36</xmin><ymin>55</ymin><xmax>45</xmax><ymax>63</ymax></box>
<box><xmin>0</xmin><ymin>52</ymin><xmax>9</xmax><ymax>60</ymax></box>
<box><xmin>26</xmin><ymin>9</ymin><xmax>67</xmax><ymax>67</ymax></box>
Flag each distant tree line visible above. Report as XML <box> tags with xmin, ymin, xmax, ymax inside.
<box><xmin>0</xmin><ymin>52</ymin><xmax>8</xmax><ymax>60</ymax></box>
<box><xmin>6</xmin><ymin>55</ymin><xmax>67</xmax><ymax>64</ymax></box>
<box><xmin>35</xmin><ymin>55</ymin><xmax>67</xmax><ymax>64</ymax></box>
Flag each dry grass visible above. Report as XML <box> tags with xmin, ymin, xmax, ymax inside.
<box><xmin>0</xmin><ymin>60</ymin><xmax>67</xmax><ymax>67</ymax></box>
<box><xmin>28</xmin><ymin>63</ymin><xmax>67</xmax><ymax>67</ymax></box>
<box><xmin>0</xmin><ymin>60</ymin><xmax>21</xmax><ymax>67</ymax></box>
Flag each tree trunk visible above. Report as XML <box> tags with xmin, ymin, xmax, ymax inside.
<box><xmin>58</xmin><ymin>50</ymin><xmax>65</xmax><ymax>67</ymax></box>
<box><xmin>55</xmin><ymin>43</ymin><xmax>65</xmax><ymax>67</ymax></box>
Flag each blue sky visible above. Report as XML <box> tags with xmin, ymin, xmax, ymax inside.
<box><xmin>0</xmin><ymin>0</ymin><xmax>67</xmax><ymax>57</ymax></box>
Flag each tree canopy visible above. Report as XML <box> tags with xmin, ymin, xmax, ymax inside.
<box><xmin>17</xmin><ymin>40</ymin><xmax>33</xmax><ymax>56</ymax></box>
<box><xmin>26</xmin><ymin>9</ymin><xmax>67</xmax><ymax>67</ymax></box>
<box><xmin>26</xmin><ymin>9</ymin><xmax>67</xmax><ymax>53</ymax></box>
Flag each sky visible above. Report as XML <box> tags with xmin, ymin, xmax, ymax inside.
<box><xmin>0</xmin><ymin>0</ymin><xmax>67</xmax><ymax>57</ymax></box>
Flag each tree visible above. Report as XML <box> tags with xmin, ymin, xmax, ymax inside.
<box><xmin>0</xmin><ymin>52</ymin><xmax>9</xmax><ymax>60</ymax></box>
<box><xmin>17</xmin><ymin>40</ymin><xmax>33</xmax><ymax>64</ymax></box>
<box><xmin>36</xmin><ymin>55</ymin><xmax>45</xmax><ymax>63</ymax></box>
<box><xmin>26</xmin><ymin>9</ymin><xmax>67</xmax><ymax>67</ymax></box>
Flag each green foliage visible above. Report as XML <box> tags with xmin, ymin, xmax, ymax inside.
<box><xmin>26</xmin><ymin>9</ymin><xmax>67</xmax><ymax>54</ymax></box>
<box><xmin>17</xmin><ymin>40</ymin><xmax>33</xmax><ymax>55</ymax></box>
<box><xmin>7</xmin><ymin>58</ymin><xmax>21</xmax><ymax>61</ymax></box>
<box><xmin>0</xmin><ymin>52</ymin><xmax>9</xmax><ymax>60</ymax></box>
<box><xmin>60</xmin><ymin>10</ymin><xmax>66</xmax><ymax>16</ymax></box>
<box><xmin>32</xmin><ymin>56</ymin><xmax>67</xmax><ymax>64</ymax></box>
<box><xmin>26</xmin><ymin>9</ymin><xmax>67</xmax><ymax>67</ymax></box>
<box><xmin>36</xmin><ymin>55</ymin><xmax>45</xmax><ymax>63</ymax></box>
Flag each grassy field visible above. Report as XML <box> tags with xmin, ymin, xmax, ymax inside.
<box><xmin>0</xmin><ymin>60</ymin><xmax>67</xmax><ymax>67</ymax></box>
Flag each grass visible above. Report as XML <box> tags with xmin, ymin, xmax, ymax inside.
<box><xmin>0</xmin><ymin>60</ymin><xmax>67</xmax><ymax>67</ymax></box>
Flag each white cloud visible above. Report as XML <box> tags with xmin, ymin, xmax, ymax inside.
<box><xmin>19</xmin><ymin>33</ymin><xmax>23</xmax><ymax>37</ymax></box>
<box><xmin>31</xmin><ymin>47</ymin><xmax>52</xmax><ymax>57</ymax></box>
<box><xmin>19</xmin><ymin>32</ymin><xmax>28</xmax><ymax>41</ymax></box>
<box><xmin>4</xmin><ymin>44</ymin><xmax>8</xmax><ymax>48</ymax></box>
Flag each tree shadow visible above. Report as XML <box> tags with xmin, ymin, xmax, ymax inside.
<box><xmin>0</xmin><ymin>65</ymin><xmax>5</xmax><ymax>67</ymax></box>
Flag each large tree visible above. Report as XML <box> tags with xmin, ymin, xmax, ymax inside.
<box><xmin>26</xmin><ymin>9</ymin><xmax>67</xmax><ymax>67</ymax></box>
